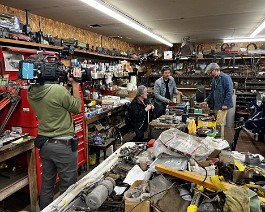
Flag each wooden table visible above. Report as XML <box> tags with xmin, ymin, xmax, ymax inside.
<box><xmin>0</xmin><ymin>136</ymin><xmax>38</xmax><ymax>211</ymax></box>
<box><xmin>88</xmin><ymin>138</ymin><xmax>116</xmax><ymax>163</ymax></box>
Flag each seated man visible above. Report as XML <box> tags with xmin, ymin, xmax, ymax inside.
<box><xmin>128</xmin><ymin>85</ymin><xmax>154</xmax><ymax>142</ymax></box>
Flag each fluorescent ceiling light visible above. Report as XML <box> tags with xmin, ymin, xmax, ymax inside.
<box><xmin>80</xmin><ymin>0</ymin><xmax>173</xmax><ymax>47</ymax></box>
<box><xmin>250</xmin><ymin>19</ymin><xmax>265</xmax><ymax>38</ymax></box>
<box><xmin>224</xmin><ymin>37</ymin><xmax>265</xmax><ymax>43</ymax></box>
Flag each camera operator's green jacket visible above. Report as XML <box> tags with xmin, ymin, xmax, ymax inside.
<box><xmin>28</xmin><ymin>84</ymin><xmax>81</xmax><ymax>137</ymax></box>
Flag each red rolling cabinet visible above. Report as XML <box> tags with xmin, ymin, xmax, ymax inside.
<box><xmin>3</xmin><ymin>86</ymin><xmax>87</xmax><ymax>195</ymax></box>
<box><xmin>72</xmin><ymin>113</ymin><xmax>87</xmax><ymax>169</ymax></box>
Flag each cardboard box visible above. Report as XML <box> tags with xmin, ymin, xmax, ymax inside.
<box><xmin>128</xmin><ymin>90</ymin><xmax>136</xmax><ymax>99</ymax></box>
<box><xmin>124</xmin><ymin>180</ymin><xmax>151</xmax><ymax>212</ymax></box>
<box><xmin>174</xmin><ymin>93</ymin><xmax>182</xmax><ymax>103</ymax></box>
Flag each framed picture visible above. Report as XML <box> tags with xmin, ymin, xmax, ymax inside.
<box><xmin>164</xmin><ymin>51</ymin><xmax>172</xmax><ymax>59</ymax></box>
<box><xmin>3</xmin><ymin>52</ymin><xmax>24</xmax><ymax>72</ymax></box>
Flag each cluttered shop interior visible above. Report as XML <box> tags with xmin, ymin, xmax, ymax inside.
<box><xmin>1</xmin><ymin>1</ymin><xmax>265</xmax><ymax>212</ymax></box>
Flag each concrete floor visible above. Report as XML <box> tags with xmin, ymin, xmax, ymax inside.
<box><xmin>1</xmin><ymin>127</ymin><xmax>265</xmax><ymax>211</ymax></box>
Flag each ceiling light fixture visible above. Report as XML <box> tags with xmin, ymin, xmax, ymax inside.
<box><xmin>223</xmin><ymin>37</ymin><xmax>265</xmax><ymax>43</ymax></box>
<box><xmin>250</xmin><ymin>19</ymin><xmax>265</xmax><ymax>38</ymax></box>
<box><xmin>80</xmin><ymin>0</ymin><xmax>173</xmax><ymax>47</ymax></box>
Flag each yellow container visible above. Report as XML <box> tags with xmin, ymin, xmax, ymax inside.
<box><xmin>197</xmin><ymin>120</ymin><xmax>216</xmax><ymax>129</ymax></box>
<box><xmin>88</xmin><ymin>154</ymin><xmax>96</xmax><ymax>165</ymax></box>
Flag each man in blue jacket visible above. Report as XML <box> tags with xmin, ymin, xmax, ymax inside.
<box><xmin>201</xmin><ymin>63</ymin><xmax>233</xmax><ymax>139</ymax></box>
<box><xmin>154</xmin><ymin>66</ymin><xmax>182</xmax><ymax>118</ymax></box>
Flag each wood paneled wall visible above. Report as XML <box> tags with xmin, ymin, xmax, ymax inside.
<box><xmin>1</xmin><ymin>4</ymin><xmax>265</xmax><ymax>55</ymax></box>
<box><xmin>0</xmin><ymin>5</ymin><xmax>136</xmax><ymax>52</ymax></box>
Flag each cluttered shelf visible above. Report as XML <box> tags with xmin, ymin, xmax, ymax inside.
<box><xmin>85</xmin><ymin>104</ymin><xmax>126</xmax><ymax>125</ymax></box>
<box><xmin>0</xmin><ymin>136</ymin><xmax>37</xmax><ymax>211</ymax></box>
<box><xmin>0</xmin><ymin>37</ymin><xmax>139</xmax><ymax>61</ymax></box>
<box><xmin>145</xmin><ymin>56</ymin><xmax>265</xmax><ymax>62</ymax></box>
<box><xmin>149</xmin><ymin>74</ymin><xmax>265</xmax><ymax>79</ymax></box>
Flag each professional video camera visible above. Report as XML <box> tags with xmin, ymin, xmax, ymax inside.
<box><xmin>18</xmin><ymin>54</ymin><xmax>91</xmax><ymax>84</ymax></box>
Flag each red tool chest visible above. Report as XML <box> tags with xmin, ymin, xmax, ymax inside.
<box><xmin>3</xmin><ymin>87</ymin><xmax>87</xmax><ymax>195</ymax></box>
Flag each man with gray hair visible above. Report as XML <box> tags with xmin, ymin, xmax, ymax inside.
<box><xmin>128</xmin><ymin>85</ymin><xmax>154</xmax><ymax>142</ymax></box>
<box><xmin>201</xmin><ymin>63</ymin><xmax>233</xmax><ymax>139</ymax></box>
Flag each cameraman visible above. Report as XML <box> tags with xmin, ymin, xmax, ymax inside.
<box><xmin>27</xmin><ymin>68</ymin><xmax>82</xmax><ymax>210</ymax></box>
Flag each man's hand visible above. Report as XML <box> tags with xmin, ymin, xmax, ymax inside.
<box><xmin>222</xmin><ymin>105</ymin><xmax>228</xmax><ymax>110</ymax></box>
<box><xmin>177</xmin><ymin>91</ymin><xmax>183</xmax><ymax>96</ymax></box>
<box><xmin>68</xmin><ymin>67</ymin><xmax>82</xmax><ymax>85</ymax></box>
<box><xmin>166</xmin><ymin>99</ymin><xmax>172</xmax><ymax>104</ymax></box>
<box><xmin>69</xmin><ymin>68</ymin><xmax>82</xmax><ymax>101</ymax></box>
<box><xmin>200</xmin><ymin>101</ymin><xmax>208</xmax><ymax>107</ymax></box>
<box><xmin>145</xmin><ymin>104</ymin><xmax>153</xmax><ymax>111</ymax></box>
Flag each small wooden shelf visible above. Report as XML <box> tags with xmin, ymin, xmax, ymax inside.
<box><xmin>0</xmin><ymin>172</ymin><xmax>28</xmax><ymax>201</ymax></box>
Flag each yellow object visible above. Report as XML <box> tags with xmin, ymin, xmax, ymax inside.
<box><xmin>197</xmin><ymin>185</ymin><xmax>204</xmax><ymax>192</ymax></box>
<box><xmin>234</xmin><ymin>159</ymin><xmax>245</xmax><ymax>171</ymax></box>
<box><xmin>0</xmin><ymin>163</ymin><xmax>8</xmax><ymax>169</ymax></box>
<box><xmin>244</xmin><ymin>184</ymin><xmax>265</xmax><ymax>197</ymax></box>
<box><xmin>91</xmin><ymin>100</ymin><xmax>97</xmax><ymax>105</ymax></box>
<box><xmin>89</xmin><ymin>154</ymin><xmax>96</xmax><ymax>165</ymax></box>
<box><xmin>210</xmin><ymin>175</ymin><xmax>226</xmax><ymax>191</ymax></box>
<box><xmin>197</xmin><ymin>120</ymin><xmax>216</xmax><ymax>129</ymax></box>
<box><xmin>12</xmin><ymin>138</ymin><xmax>23</xmax><ymax>144</ymax></box>
<box><xmin>155</xmin><ymin>164</ymin><xmax>265</xmax><ymax>203</ymax></box>
<box><xmin>187</xmin><ymin>204</ymin><xmax>197</xmax><ymax>212</ymax></box>
<box><xmin>188</xmin><ymin>119</ymin><xmax>196</xmax><ymax>134</ymax></box>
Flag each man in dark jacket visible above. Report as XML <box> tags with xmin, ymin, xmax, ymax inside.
<box><xmin>128</xmin><ymin>85</ymin><xmax>154</xmax><ymax>142</ymax></box>
<box><xmin>201</xmin><ymin>63</ymin><xmax>233</xmax><ymax>139</ymax></box>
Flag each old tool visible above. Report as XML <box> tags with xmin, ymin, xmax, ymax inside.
<box><xmin>0</xmin><ymin>85</ymin><xmax>21</xmax><ymax>133</ymax></box>
<box><xmin>187</xmin><ymin>186</ymin><xmax>204</xmax><ymax>212</ymax></box>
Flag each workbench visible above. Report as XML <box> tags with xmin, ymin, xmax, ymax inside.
<box><xmin>85</xmin><ymin>104</ymin><xmax>127</xmax><ymax>162</ymax></box>
<box><xmin>0</xmin><ymin>136</ymin><xmax>38</xmax><ymax>211</ymax></box>
<box><xmin>85</xmin><ymin>104</ymin><xmax>127</xmax><ymax>125</ymax></box>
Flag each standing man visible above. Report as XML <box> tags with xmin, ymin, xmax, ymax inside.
<box><xmin>200</xmin><ymin>63</ymin><xmax>233</xmax><ymax>139</ymax></box>
<box><xmin>154</xmin><ymin>66</ymin><xmax>182</xmax><ymax>118</ymax></box>
<box><xmin>28</xmin><ymin>67</ymin><xmax>82</xmax><ymax>210</ymax></box>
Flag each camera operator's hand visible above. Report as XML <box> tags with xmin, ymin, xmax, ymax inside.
<box><xmin>68</xmin><ymin>68</ymin><xmax>82</xmax><ymax>101</ymax></box>
<box><xmin>68</xmin><ymin>67</ymin><xmax>82</xmax><ymax>85</ymax></box>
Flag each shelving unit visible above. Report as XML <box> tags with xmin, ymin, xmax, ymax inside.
<box><xmin>0</xmin><ymin>137</ymin><xmax>37</xmax><ymax>211</ymax></box>
<box><xmin>0</xmin><ymin>37</ymin><xmax>139</xmax><ymax>61</ymax></box>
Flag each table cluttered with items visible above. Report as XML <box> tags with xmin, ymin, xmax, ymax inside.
<box><xmin>43</xmin><ymin>126</ymin><xmax>265</xmax><ymax>212</ymax></box>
